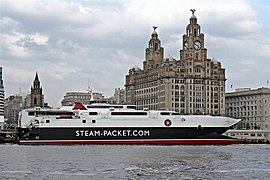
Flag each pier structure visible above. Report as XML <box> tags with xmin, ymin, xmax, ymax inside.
<box><xmin>224</xmin><ymin>129</ymin><xmax>270</xmax><ymax>144</ymax></box>
<box><xmin>0</xmin><ymin>130</ymin><xmax>17</xmax><ymax>143</ymax></box>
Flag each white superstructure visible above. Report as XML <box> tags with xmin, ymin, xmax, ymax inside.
<box><xmin>19</xmin><ymin>103</ymin><xmax>240</xmax><ymax>129</ymax></box>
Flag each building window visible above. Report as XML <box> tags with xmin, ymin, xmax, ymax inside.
<box><xmin>34</xmin><ymin>97</ymin><xmax>37</xmax><ymax>105</ymax></box>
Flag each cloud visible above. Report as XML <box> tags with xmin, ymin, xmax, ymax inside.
<box><xmin>1</xmin><ymin>0</ymin><xmax>269</xmax><ymax>107</ymax></box>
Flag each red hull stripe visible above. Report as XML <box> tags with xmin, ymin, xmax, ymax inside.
<box><xmin>18</xmin><ymin>139</ymin><xmax>241</xmax><ymax>145</ymax></box>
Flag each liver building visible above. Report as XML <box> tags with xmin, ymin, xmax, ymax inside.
<box><xmin>125</xmin><ymin>10</ymin><xmax>226</xmax><ymax>115</ymax></box>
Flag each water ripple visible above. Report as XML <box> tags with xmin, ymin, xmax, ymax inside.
<box><xmin>0</xmin><ymin>144</ymin><xmax>269</xmax><ymax>180</ymax></box>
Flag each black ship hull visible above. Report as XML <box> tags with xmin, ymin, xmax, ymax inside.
<box><xmin>18</xmin><ymin>126</ymin><xmax>240</xmax><ymax>145</ymax></box>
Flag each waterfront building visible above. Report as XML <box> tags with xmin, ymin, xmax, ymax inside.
<box><xmin>110</xmin><ymin>88</ymin><xmax>126</xmax><ymax>104</ymax></box>
<box><xmin>225</xmin><ymin>87</ymin><xmax>270</xmax><ymax>130</ymax></box>
<box><xmin>4</xmin><ymin>92</ymin><xmax>50</xmax><ymax>126</ymax></box>
<box><xmin>4</xmin><ymin>72</ymin><xmax>46</xmax><ymax>125</ymax></box>
<box><xmin>4</xmin><ymin>95</ymin><xmax>23</xmax><ymax>126</ymax></box>
<box><xmin>0</xmin><ymin>67</ymin><xmax>4</xmax><ymax>129</ymax></box>
<box><xmin>125</xmin><ymin>10</ymin><xmax>226</xmax><ymax>115</ymax></box>
<box><xmin>29</xmin><ymin>72</ymin><xmax>44</xmax><ymax>108</ymax></box>
<box><xmin>0</xmin><ymin>67</ymin><xmax>4</xmax><ymax>116</ymax></box>
<box><xmin>92</xmin><ymin>92</ymin><xmax>105</xmax><ymax>100</ymax></box>
<box><xmin>0</xmin><ymin>116</ymin><xmax>3</xmax><ymax>130</ymax></box>
<box><xmin>61</xmin><ymin>91</ymin><xmax>92</xmax><ymax>106</ymax></box>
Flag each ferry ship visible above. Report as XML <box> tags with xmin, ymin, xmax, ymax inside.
<box><xmin>17</xmin><ymin>103</ymin><xmax>241</xmax><ymax>145</ymax></box>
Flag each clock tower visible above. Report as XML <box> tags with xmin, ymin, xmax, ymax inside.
<box><xmin>178</xmin><ymin>9</ymin><xmax>226</xmax><ymax>115</ymax></box>
<box><xmin>180</xmin><ymin>9</ymin><xmax>207</xmax><ymax>62</ymax></box>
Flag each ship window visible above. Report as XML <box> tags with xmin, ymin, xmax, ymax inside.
<box><xmin>111</xmin><ymin>106</ymin><xmax>124</xmax><ymax>109</ymax></box>
<box><xmin>28</xmin><ymin>111</ymin><xmax>35</xmax><ymax>116</ymax></box>
<box><xmin>82</xmin><ymin>120</ymin><xmax>86</xmax><ymax>123</ymax></box>
<box><xmin>111</xmin><ymin>112</ymin><xmax>147</xmax><ymax>116</ymax></box>
<box><xmin>89</xmin><ymin>112</ymin><xmax>98</xmax><ymax>115</ymax></box>
<box><xmin>127</xmin><ymin>106</ymin><xmax>136</xmax><ymax>109</ymax></box>
<box><xmin>46</xmin><ymin>120</ymin><xmax>50</xmax><ymax>123</ymax></box>
<box><xmin>160</xmin><ymin>112</ymin><xmax>170</xmax><ymax>115</ymax></box>
<box><xmin>87</xmin><ymin>105</ymin><xmax>110</xmax><ymax>109</ymax></box>
<box><xmin>250</xmin><ymin>133</ymin><xmax>255</xmax><ymax>137</ymax></box>
<box><xmin>34</xmin><ymin>111</ymin><xmax>74</xmax><ymax>116</ymax></box>
<box><xmin>92</xmin><ymin>120</ymin><xmax>96</xmax><ymax>123</ymax></box>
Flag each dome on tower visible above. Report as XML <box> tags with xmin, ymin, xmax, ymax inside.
<box><xmin>132</xmin><ymin>65</ymin><xmax>141</xmax><ymax>71</ymax></box>
<box><xmin>152</xmin><ymin>30</ymin><xmax>157</xmax><ymax>35</ymax></box>
<box><xmin>190</xmin><ymin>14</ymin><xmax>196</xmax><ymax>19</ymax></box>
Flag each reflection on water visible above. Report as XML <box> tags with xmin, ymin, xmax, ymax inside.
<box><xmin>0</xmin><ymin>144</ymin><xmax>269</xmax><ymax>180</ymax></box>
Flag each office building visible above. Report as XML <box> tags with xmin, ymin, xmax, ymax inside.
<box><xmin>226</xmin><ymin>87</ymin><xmax>270</xmax><ymax>130</ymax></box>
<box><xmin>125</xmin><ymin>10</ymin><xmax>225</xmax><ymax>115</ymax></box>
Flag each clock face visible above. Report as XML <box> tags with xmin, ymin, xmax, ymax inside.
<box><xmin>184</xmin><ymin>41</ymin><xmax>188</xmax><ymax>50</ymax></box>
<box><xmin>194</xmin><ymin>40</ymin><xmax>201</xmax><ymax>50</ymax></box>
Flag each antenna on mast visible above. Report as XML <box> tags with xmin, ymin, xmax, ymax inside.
<box><xmin>87</xmin><ymin>78</ymin><xmax>91</xmax><ymax>93</ymax></box>
<box><xmin>87</xmin><ymin>78</ymin><xmax>93</xmax><ymax>102</ymax></box>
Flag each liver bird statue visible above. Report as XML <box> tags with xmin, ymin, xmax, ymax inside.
<box><xmin>190</xmin><ymin>9</ymin><xmax>196</xmax><ymax>15</ymax></box>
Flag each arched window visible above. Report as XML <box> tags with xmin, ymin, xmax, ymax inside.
<box><xmin>181</xmin><ymin>85</ymin><xmax>185</xmax><ymax>90</ymax></box>
<box><xmin>34</xmin><ymin>97</ymin><xmax>37</xmax><ymax>105</ymax></box>
<box><xmin>154</xmin><ymin>43</ymin><xmax>158</xmax><ymax>50</ymax></box>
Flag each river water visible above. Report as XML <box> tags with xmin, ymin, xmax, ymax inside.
<box><xmin>0</xmin><ymin>144</ymin><xmax>269</xmax><ymax>180</ymax></box>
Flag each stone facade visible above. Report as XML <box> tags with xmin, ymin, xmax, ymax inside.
<box><xmin>0</xmin><ymin>67</ymin><xmax>4</xmax><ymax>129</ymax></box>
<box><xmin>4</xmin><ymin>95</ymin><xmax>23</xmax><ymax>125</ymax></box>
<box><xmin>225</xmin><ymin>87</ymin><xmax>270</xmax><ymax>130</ymax></box>
<box><xmin>110</xmin><ymin>88</ymin><xmax>126</xmax><ymax>104</ymax></box>
<box><xmin>61</xmin><ymin>91</ymin><xmax>92</xmax><ymax>106</ymax></box>
<box><xmin>0</xmin><ymin>67</ymin><xmax>4</xmax><ymax>117</ymax></box>
<box><xmin>30</xmin><ymin>72</ymin><xmax>44</xmax><ymax>108</ymax></box>
<box><xmin>125</xmin><ymin>10</ymin><xmax>226</xmax><ymax>115</ymax></box>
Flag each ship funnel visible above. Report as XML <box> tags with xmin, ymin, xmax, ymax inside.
<box><xmin>72</xmin><ymin>103</ymin><xmax>87</xmax><ymax>110</ymax></box>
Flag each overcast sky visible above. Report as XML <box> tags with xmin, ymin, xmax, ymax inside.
<box><xmin>1</xmin><ymin>0</ymin><xmax>270</xmax><ymax>107</ymax></box>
